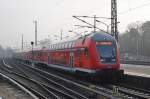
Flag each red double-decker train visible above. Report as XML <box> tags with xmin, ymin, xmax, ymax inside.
<box><xmin>16</xmin><ymin>32</ymin><xmax>123</xmax><ymax>78</ymax></box>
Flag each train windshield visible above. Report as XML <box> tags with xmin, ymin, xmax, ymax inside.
<box><xmin>96</xmin><ymin>42</ymin><xmax>116</xmax><ymax>63</ymax></box>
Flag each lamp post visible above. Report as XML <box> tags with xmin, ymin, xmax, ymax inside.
<box><xmin>54</xmin><ymin>30</ymin><xmax>69</xmax><ymax>40</ymax></box>
<box><xmin>54</xmin><ymin>29</ymin><xmax>63</xmax><ymax>40</ymax></box>
<box><xmin>33</xmin><ymin>21</ymin><xmax>37</xmax><ymax>46</ymax></box>
<box><xmin>21</xmin><ymin>34</ymin><xmax>24</xmax><ymax>52</ymax></box>
<box><xmin>136</xmin><ymin>34</ymin><xmax>139</xmax><ymax>57</ymax></box>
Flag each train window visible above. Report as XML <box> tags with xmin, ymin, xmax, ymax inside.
<box><xmin>53</xmin><ymin>45</ymin><xmax>55</xmax><ymax>49</ymax></box>
<box><xmin>77</xmin><ymin>49</ymin><xmax>81</xmax><ymax>57</ymax></box>
<box><xmin>66</xmin><ymin>42</ymin><xmax>69</xmax><ymax>48</ymax></box>
<box><xmin>54</xmin><ymin>44</ymin><xmax>56</xmax><ymax>49</ymax></box>
<box><xmin>84</xmin><ymin>47</ymin><xmax>89</xmax><ymax>57</ymax></box>
<box><xmin>60</xmin><ymin>43</ymin><xmax>62</xmax><ymax>49</ymax></box>
<box><xmin>60</xmin><ymin>43</ymin><xmax>63</xmax><ymax>49</ymax></box>
<box><xmin>64</xmin><ymin>43</ymin><xmax>66</xmax><ymax>48</ymax></box>
<box><xmin>57</xmin><ymin>43</ymin><xmax>59</xmax><ymax>49</ymax></box>
<box><xmin>58</xmin><ymin>43</ymin><xmax>60</xmax><ymax>49</ymax></box>
<box><xmin>69</xmin><ymin>42</ymin><xmax>72</xmax><ymax>48</ymax></box>
<box><xmin>66</xmin><ymin>42</ymin><xmax>68</xmax><ymax>48</ymax></box>
<box><xmin>64</xmin><ymin>42</ymin><xmax>66</xmax><ymax>48</ymax></box>
<box><xmin>52</xmin><ymin>45</ymin><xmax>54</xmax><ymax>49</ymax></box>
<box><xmin>61</xmin><ymin>43</ymin><xmax>63</xmax><ymax>49</ymax></box>
<box><xmin>59</xmin><ymin>43</ymin><xmax>60</xmax><ymax>49</ymax></box>
<box><xmin>70</xmin><ymin>42</ymin><xmax>73</xmax><ymax>48</ymax></box>
<box><xmin>57</xmin><ymin>44</ymin><xmax>59</xmax><ymax>49</ymax></box>
<box><xmin>59</xmin><ymin>43</ymin><xmax>61</xmax><ymax>49</ymax></box>
<box><xmin>64</xmin><ymin>43</ymin><xmax>66</xmax><ymax>49</ymax></box>
<box><xmin>58</xmin><ymin>44</ymin><xmax>60</xmax><ymax>49</ymax></box>
<box><xmin>53</xmin><ymin>44</ymin><xmax>54</xmax><ymax>49</ymax></box>
<box><xmin>62</xmin><ymin>43</ymin><xmax>64</xmax><ymax>49</ymax></box>
<box><xmin>68</xmin><ymin>42</ymin><xmax>70</xmax><ymax>48</ymax></box>
<box><xmin>55</xmin><ymin>44</ymin><xmax>57</xmax><ymax>49</ymax></box>
<box><xmin>56</xmin><ymin>44</ymin><xmax>58</xmax><ymax>49</ymax></box>
<box><xmin>72</xmin><ymin>41</ymin><xmax>75</xmax><ymax>48</ymax></box>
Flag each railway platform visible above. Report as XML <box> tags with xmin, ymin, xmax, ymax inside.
<box><xmin>0</xmin><ymin>80</ymin><xmax>34</xmax><ymax>99</ymax></box>
<box><xmin>121</xmin><ymin>64</ymin><xmax>150</xmax><ymax>78</ymax></box>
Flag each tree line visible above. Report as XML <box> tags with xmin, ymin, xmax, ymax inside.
<box><xmin>119</xmin><ymin>21</ymin><xmax>150</xmax><ymax>57</ymax></box>
<box><xmin>0</xmin><ymin>45</ymin><xmax>14</xmax><ymax>58</ymax></box>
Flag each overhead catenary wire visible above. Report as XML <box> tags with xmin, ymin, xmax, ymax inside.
<box><xmin>119</xmin><ymin>1</ymin><xmax>150</xmax><ymax>15</ymax></box>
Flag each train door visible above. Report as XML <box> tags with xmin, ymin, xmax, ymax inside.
<box><xmin>69</xmin><ymin>52</ymin><xmax>74</xmax><ymax>67</ymax></box>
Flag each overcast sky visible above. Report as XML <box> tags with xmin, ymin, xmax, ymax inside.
<box><xmin>0</xmin><ymin>0</ymin><xmax>150</xmax><ymax>48</ymax></box>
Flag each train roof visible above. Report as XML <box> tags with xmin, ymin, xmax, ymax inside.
<box><xmin>48</xmin><ymin>32</ymin><xmax>115</xmax><ymax>45</ymax></box>
<box><xmin>91</xmin><ymin>32</ymin><xmax>116</xmax><ymax>41</ymax></box>
<box><xmin>29</xmin><ymin>32</ymin><xmax>116</xmax><ymax>52</ymax></box>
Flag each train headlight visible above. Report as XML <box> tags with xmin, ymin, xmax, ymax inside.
<box><xmin>112</xmin><ymin>59</ymin><xmax>116</xmax><ymax>61</ymax></box>
<box><xmin>100</xmin><ymin>59</ymin><xmax>105</xmax><ymax>62</ymax></box>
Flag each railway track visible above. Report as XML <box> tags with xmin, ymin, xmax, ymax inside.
<box><xmin>21</xmin><ymin>60</ymin><xmax>150</xmax><ymax>99</ymax></box>
<box><xmin>3</xmin><ymin>58</ymin><xmax>150</xmax><ymax>99</ymax></box>
<box><xmin>2</xmin><ymin>59</ymin><xmax>116</xmax><ymax>99</ymax></box>
<box><xmin>1</xmin><ymin>59</ymin><xmax>74</xmax><ymax>99</ymax></box>
<box><xmin>25</xmin><ymin>60</ymin><xmax>150</xmax><ymax>99</ymax></box>
<box><xmin>6</xmin><ymin>59</ymin><xmax>89</xmax><ymax>99</ymax></box>
<box><xmin>17</xmin><ymin>60</ymin><xmax>150</xmax><ymax>98</ymax></box>
<box><xmin>0</xmin><ymin>62</ymin><xmax>38</xmax><ymax>99</ymax></box>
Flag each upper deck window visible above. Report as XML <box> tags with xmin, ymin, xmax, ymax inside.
<box><xmin>68</xmin><ymin>42</ymin><xmax>72</xmax><ymax>48</ymax></box>
<box><xmin>72</xmin><ymin>41</ymin><xmax>75</xmax><ymax>48</ymax></box>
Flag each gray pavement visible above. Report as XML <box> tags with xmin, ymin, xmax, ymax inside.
<box><xmin>121</xmin><ymin>64</ymin><xmax>150</xmax><ymax>77</ymax></box>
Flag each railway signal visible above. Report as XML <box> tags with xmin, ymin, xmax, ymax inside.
<box><xmin>31</xmin><ymin>41</ymin><xmax>34</xmax><ymax>65</ymax></box>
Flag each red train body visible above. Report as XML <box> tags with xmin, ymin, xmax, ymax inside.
<box><xmin>17</xmin><ymin>33</ymin><xmax>123</xmax><ymax>76</ymax></box>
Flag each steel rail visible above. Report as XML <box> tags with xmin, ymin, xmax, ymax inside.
<box><xmin>2</xmin><ymin>59</ymin><xmax>61</xmax><ymax>99</ymax></box>
<box><xmin>19</xmin><ymin>59</ymin><xmax>150</xmax><ymax>99</ymax></box>
<box><xmin>9</xmin><ymin>59</ymin><xmax>92</xmax><ymax>99</ymax></box>
<box><xmin>4</xmin><ymin>59</ymin><xmax>83</xmax><ymax>99</ymax></box>
<box><xmin>19</xmin><ymin>64</ymin><xmax>89</xmax><ymax>99</ymax></box>
<box><xmin>20</xmin><ymin>62</ymin><xmax>118</xmax><ymax>99</ymax></box>
<box><xmin>0</xmin><ymin>72</ymin><xmax>39</xmax><ymax>99</ymax></box>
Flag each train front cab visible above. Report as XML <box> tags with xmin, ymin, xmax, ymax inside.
<box><xmin>74</xmin><ymin>33</ymin><xmax>123</xmax><ymax>80</ymax></box>
<box><xmin>90</xmin><ymin>33</ymin><xmax>124</xmax><ymax>79</ymax></box>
